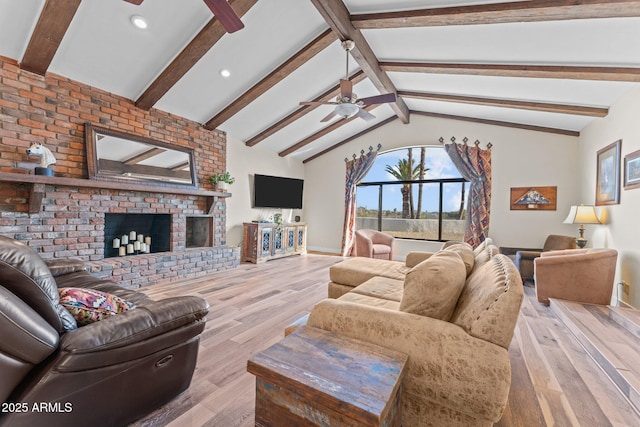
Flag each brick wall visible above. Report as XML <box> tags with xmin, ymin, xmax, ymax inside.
<box><xmin>0</xmin><ymin>56</ymin><xmax>240</xmax><ymax>287</ymax></box>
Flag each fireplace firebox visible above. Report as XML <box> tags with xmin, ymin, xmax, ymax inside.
<box><xmin>104</xmin><ymin>213</ymin><xmax>171</xmax><ymax>258</ymax></box>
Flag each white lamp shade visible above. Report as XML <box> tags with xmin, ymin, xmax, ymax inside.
<box><xmin>334</xmin><ymin>103</ymin><xmax>359</xmax><ymax>118</ymax></box>
<box><xmin>564</xmin><ymin>205</ymin><xmax>602</xmax><ymax>224</ymax></box>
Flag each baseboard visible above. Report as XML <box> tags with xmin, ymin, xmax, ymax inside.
<box><xmin>307</xmin><ymin>246</ymin><xmax>341</xmax><ymax>256</ymax></box>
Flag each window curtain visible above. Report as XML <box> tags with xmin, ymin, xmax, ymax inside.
<box><xmin>341</xmin><ymin>145</ymin><xmax>381</xmax><ymax>256</ymax></box>
<box><xmin>442</xmin><ymin>137</ymin><xmax>492</xmax><ymax>248</ymax></box>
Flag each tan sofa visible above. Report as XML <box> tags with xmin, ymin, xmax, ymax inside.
<box><xmin>327</xmin><ymin>238</ymin><xmax>498</xmax><ymax>299</ymax></box>
<box><xmin>306</xmin><ymin>238</ymin><xmax>523</xmax><ymax>427</ymax></box>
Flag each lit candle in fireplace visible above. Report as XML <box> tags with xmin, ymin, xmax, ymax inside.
<box><xmin>141</xmin><ymin>243</ymin><xmax>147</xmax><ymax>253</ymax></box>
<box><xmin>119</xmin><ymin>246</ymin><xmax>126</xmax><ymax>256</ymax></box>
<box><xmin>137</xmin><ymin>234</ymin><xmax>144</xmax><ymax>243</ymax></box>
<box><xmin>145</xmin><ymin>236</ymin><xmax>151</xmax><ymax>245</ymax></box>
<box><xmin>113</xmin><ymin>238</ymin><xmax>120</xmax><ymax>249</ymax></box>
<box><xmin>134</xmin><ymin>241</ymin><xmax>141</xmax><ymax>251</ymax></box>
<box><xmin>122</xmin><ymin>234</ymin><xmax>129</xmax><ymax>245</ymax></box>
<box><xmin>127</xmin><ymin>243</ymin><xmax>134</xmax><ymax>254</ymax></box>
<box><xmin>129</xmin><ymin>231</ymin><xmax>137</xmax><ymax>241</ymax></box>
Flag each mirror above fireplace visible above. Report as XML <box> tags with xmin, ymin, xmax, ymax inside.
<box><xmin>85</xmin><ymin>123</ymin><xmax>198</xmax><ymax>188</ymax></box>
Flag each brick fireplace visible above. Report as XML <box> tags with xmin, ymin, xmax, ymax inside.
<box><xmin>0</xmin><ymin>57</ymin><xmax>240</xmax><ymax>288</ymax></box>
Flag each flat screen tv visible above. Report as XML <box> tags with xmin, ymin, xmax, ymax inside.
<box><xmin>254</xmin><ymin>174</ymin><xmax>304</xmax><ymax>209</ymax></box>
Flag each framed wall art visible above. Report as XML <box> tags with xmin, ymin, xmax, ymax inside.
<box><xmin>596</xmin><ymin>139</ymin><xmax>621</xmax><ymax>206</ymax></box>
<box><xmin>510</xmin><ymin>186</ymin><xmax>557</xmax><ymax>210</ymax></box>
<box><xmin>623</xmin><ymin>149</ymin><xmax>640</xmax><ymax>190</ymax></box>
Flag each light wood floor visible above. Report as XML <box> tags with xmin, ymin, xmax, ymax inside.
<box><xmin>132</xmin><ymin>254</ymin><xmax>639</xmax><ymax>427</ymax></box>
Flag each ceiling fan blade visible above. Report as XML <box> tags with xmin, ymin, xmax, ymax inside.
<box><xmin>203</xmin><ymin>0</ymin><xmax>244</xmax><ymax>33</ymax></box>
<box><xmin>340</xmin><ymin>79</ymin><xmax>353</xmax><ymax>100</ymax></box>
<box><xmin>358</xmin><ymin>93</ymin><xmax>397</xmax><ymax>107</ymax></box>
<box><xmin>321</xmin><ymin>110</ymin><xmax>340</xmax><ymax>122</ymax></box>
<box><xmin>124</xmin><ymin>0</ymin><xmax>144</xmax><ymax>4</ymax></box>
<box><xmin>356</xmin><ymin>108</ymin><xmax>376</xmax><ymax>121</ymax></box>
<box><xmin>300</xmin><ymin>101</ymin><xmax>337</xmax><ymax>106</ymax></box>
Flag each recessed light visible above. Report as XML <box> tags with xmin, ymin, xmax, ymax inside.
<box><xmin>130</xmin><ymin>15</ymin><xmax>148</xmax><ymax>29</ymax></box>
<box><xmin>219</xmin><ymin>69</ymin><xmax>231</xmax><ymax>78</ymax></box>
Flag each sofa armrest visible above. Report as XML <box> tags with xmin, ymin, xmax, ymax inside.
<box><xmin>404</xmin><ymin>251</ymin><xmax>435</xmax><ymax>268</ymax></box>
<box><xmin>307</xmin><ymin>299</ymin><xmax>511</xmax><ymax>423</ymax></box>
<box><xmin>59</xmin><ymin>296</ymin><xmax>209</xmax><ymax>353</ymax></box>
<box><xmin>45</xmin><ymin>258</ymin><xmax>87</xmax><ymax>277</ymax></box>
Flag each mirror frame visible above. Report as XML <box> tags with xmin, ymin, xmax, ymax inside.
<box><xmin>85</xmin><ymin>123</ymin><xmax>198</xmax><ymax>189</ymax></box>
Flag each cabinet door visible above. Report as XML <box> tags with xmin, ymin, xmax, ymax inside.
<box><xmin>285</xmin><ymin>227</ymin><xmax>296</xmax><ymax>252</ymax></box>
<box><xmin>296</xmin><ymin>225</ymin><xmax>306</xmax><ymax>253</ymax></box>
<box><xmin>272</xmin><ymin>227</ymin><xmax>285</xmax><ymax>255</ymax></box>
<box><xmin>258</xmin><ymin>226</ymin><xmax>273</xmax><ymax>259</ymax></box>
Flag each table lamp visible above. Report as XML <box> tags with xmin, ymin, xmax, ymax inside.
<box><xmin>563</xmin><ymin>205</ymin><xmax>602</xmax><ymax>248</ymax></box>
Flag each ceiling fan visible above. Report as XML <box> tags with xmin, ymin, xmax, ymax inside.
<box><xmin>300</xmin><ymin>40</ymin><xmax>397</xmax><ymax>123</ymax></box>
<box><xmin>124</xmin><ymin>0</ymin><xmax>244</xmax><ymax>33</ymax></box>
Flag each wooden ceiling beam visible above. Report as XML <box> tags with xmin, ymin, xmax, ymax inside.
<box><xmin>136</xmin><ymin>0</ymin><xmax>257</xmax><ymax>111</ymax></box>
<box><xmin>303</xmin><ymin>115</ymin><xmax>398</xmax><ymax>163</ymax></box>
<box><xmin>351</xmin><ymin>0</ymin><xmax>640</xmax><ymax>29</ymax></box>
<box><xmin>20</xmin><ymin>0</ymin><xmax>82</xmax><ymax>75</ymax></box>
<box><xmin>381</xmin><ymin>62</ymin><xmax>640</xmax><ymax>82</ymax></box>
<box><xmin>278</xmin><ymin>105</ymin><xmax>378</xmax><ymax>157</ymax></box>
<box><xmin>203</xmin><ymin>28</ymin><xmax>337</xmax><ymax>130</ymax></box>
<box><xmin>398</xmin><ymin>90</ymin><xmax>609</xmax><ymax>117</ymax></box>
<box><xmin>245</xmin><ymin>70</ymin><xmax>366</xmax><ymax>147</ymax></box>
<box><xmin>310</xmin><ymin>0</ymin><xmax>410</xmax><ymax>124</ymax></box>
<box><xmin>411</xmin><ymin>110</ymin><xmax>580</xmax><ymax>136</ymax></box>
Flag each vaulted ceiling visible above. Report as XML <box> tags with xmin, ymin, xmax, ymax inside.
<box><xmin>1</xmin><ymin>0</ymin><xmax>640</xmax><ymax>163</ymax></box>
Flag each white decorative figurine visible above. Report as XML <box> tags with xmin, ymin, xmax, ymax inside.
<box><xmin>26</xmin><ymin>142</ymin><xmax>56</xmax><ymax>176</ymax></box>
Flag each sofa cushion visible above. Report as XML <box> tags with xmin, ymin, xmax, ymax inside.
<box><xmin>444</xmin><ymin>242</ymin><xmax>475</xmax><ymax>276</ymax></box>
<box><xmin>59</xmin><ymin>287</ymin><xmax>135</xmax><ymax>326</ymax></box>
<box><xmin>338</xmin><ymin>292</ymin><xmax>401</xmax><ymax>311</ymax></box>
<box><xmin>351</xmin><ymin>277</ymin><xmax>404</xmax><ymax>302</ymax></box>
<box><xmin>330</xmin><ymin>257</ymin><xmax>409</xmax><ymax>288</ymax></box>
<box><xmin>450</xmin><ymin>254</ymin><xmax>523</xmax><ymax>349</ymax></box>
<box><xmin>399</xmin><ymin>250</ymin><xmax>467</xmax><ymax>321</ymax></box>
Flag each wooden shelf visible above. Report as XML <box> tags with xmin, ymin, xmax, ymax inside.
<box><xmin>0</xmin><ymin>171</ymin><xmax>231</xmax><ymax>214</ymax></box>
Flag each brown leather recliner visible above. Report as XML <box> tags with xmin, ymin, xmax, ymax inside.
<box><xmin>501</xmin><ymin>235</ymin><xmax>577</xmax><ymax>283</ymax></box>
<box><xmin>534</xmin><ymin>248</ymin><xmax>618</xmax><ymax>305</ymax></box>
<box><xmin>0</xmin><ymin>235</ymin><xmax>209</xmax><ymax>426</ymax></box>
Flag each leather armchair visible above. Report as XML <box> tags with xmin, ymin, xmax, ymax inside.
<box><xmin>501</xmin><ymin>235</ymin><xmax>576</xmax><ymax>283</ymax></box>
<box><xmin>354</xmin><ymin>229</ymin><xmax>396</xmax><ymax>260</ymax></box>
<box><xmin>534</xmin><ymin>248</ymin><xmax>618</xmax><ymax>305</ymax></box>
<box><xmin>0</xmin><ymin>235</ymin><xmax>209</xmax><ymax>426</ymax></box>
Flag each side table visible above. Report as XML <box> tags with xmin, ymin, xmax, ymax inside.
<box><xmin>247</xmin><ymin>326</ymin><xmax>408</xmax><ymax>426</ymax></box>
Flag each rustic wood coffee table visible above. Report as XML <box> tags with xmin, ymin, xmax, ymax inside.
<box><xmin>247</xmin><ymin>326</ymin><xmax>407</xmax><ymax>427</ymax></box>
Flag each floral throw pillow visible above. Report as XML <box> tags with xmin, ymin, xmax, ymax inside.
<box><xmin>58</xmin><ymin>287</ymin><xmax>135</xmax><ymax>326</ymax></box>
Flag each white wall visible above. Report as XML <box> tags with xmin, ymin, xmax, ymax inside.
<box><xmin>225</xmin><ymin>134</ymin><xmax>305</xmax><ymax>248</ymax></box>
<box><xmin>304</xmin><ymin>114</ymin><xmax>579</xmax><ymax>260</ymax></box>
<box><xmin>577</xmin><ymin>85</ymin><xmax>640</xmax><ymax>308</ymax></box>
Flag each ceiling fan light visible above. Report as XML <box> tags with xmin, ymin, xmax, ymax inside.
<box><xmin>334</xmin><ymin>103</ymin><xmax>359</xmax><ymax>118</ymax></box>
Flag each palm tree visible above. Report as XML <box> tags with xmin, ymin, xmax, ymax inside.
<box><xmin>416</xmin><ymin>147</ymin><xmax>426</xmax><ymax>219</ymax></box>
<box><xmin>385</xmin><ymin>154</ymin><xmax>419</xmax><ymax>218</ymax></box>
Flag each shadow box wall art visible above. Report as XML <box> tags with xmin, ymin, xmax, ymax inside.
<box><xmin>623</xmin><ymin>149</ymin><xmax>640</xmax><ymax>190</ymax></box>
<box><xmin>510</xmin><ymin>186</ymin><xmax>557</xmax><ymax>210</ymax></box>
<box><xmin>596</xmin><ymin>139</ymin><xmax>621</xmax><ymax>206</ymax></box>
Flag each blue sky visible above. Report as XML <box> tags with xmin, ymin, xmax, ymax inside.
<box><xmin>357</xmin><ymin>147</ymin><xmax>469</xmax><ymax>213</ymax></box>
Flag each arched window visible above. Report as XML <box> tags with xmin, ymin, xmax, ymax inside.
<box><xmin>356</xmin><ymin>146</ymin><xmax>469</xmax><ymax>241</ymax></box>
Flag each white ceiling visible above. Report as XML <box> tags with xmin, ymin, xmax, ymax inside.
<box><xmin>1</xmin><ymin>0</ymin><xmax>639</xmax><ymax>161</ymax></box>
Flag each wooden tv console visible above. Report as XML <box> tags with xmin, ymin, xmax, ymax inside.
<box><xmin>242</xmin><ymin>222</ymin><xmax>306</xmax><ymax>263</ymax></box>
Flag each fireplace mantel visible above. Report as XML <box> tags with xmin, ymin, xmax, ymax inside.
<box><xmin>0</xmin><ymin>171</ymin><xmax>230</xmax><ymax>214</ymax></box>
